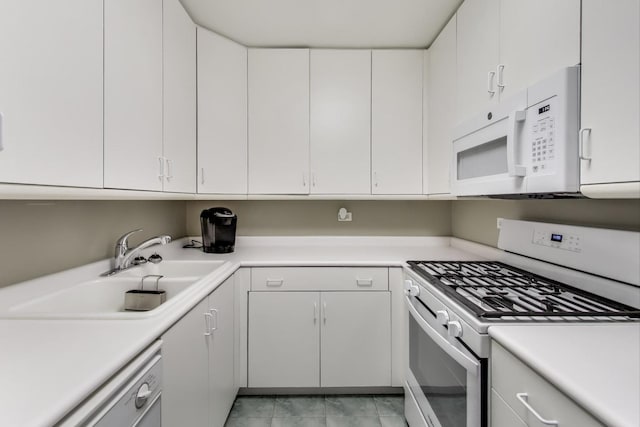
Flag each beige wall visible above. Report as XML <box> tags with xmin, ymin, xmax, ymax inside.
<box><xmin>186</xmin><ymin>200</ymin><xmax>452</xmax><ymax>237</ymax></box>
<box><xmin>0</xmin><ymin>200</ymin><xmax>187</xmax><ymax>288</ymax></box>
<box><xmin>452</xmin><ymin>199</ymin><xmax>640</xmax><ymax>247</ymax></box>
<box><xmin>2</xmin><ymin>197</ymin><xmax>639</xmax><ymax>289</ymax></box>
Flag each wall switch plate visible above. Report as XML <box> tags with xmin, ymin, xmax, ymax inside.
<box><xmin>497</xmin><ymin>218</ymin><xmax>504</xmax><ymax>229</ymax></box>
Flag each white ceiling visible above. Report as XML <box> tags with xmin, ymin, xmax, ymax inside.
<box><xmin>180</xmin><ymin>0</ymin><xmax>462</xmax><ymax>49</ymax></box>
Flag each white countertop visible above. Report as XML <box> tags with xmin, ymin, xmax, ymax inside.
<box><xmin>489</xmin><ymin>323</ymin><xmax>640</xmax><ymax>427</ymax></box>
<box><xmin>0</xmin><ymin>236</ymin><xmax>637</xmax><ymax>427</ymax></box>
<box><xmin>0</xmin><ymin>236</ymin><xmax>483</xmax><ymax>427</ymax></box>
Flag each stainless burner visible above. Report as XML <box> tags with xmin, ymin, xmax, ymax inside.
<box><xmin>408</xmin><ymin>261</ymin><xmax>640</xmax><ymax>320</ymax></box>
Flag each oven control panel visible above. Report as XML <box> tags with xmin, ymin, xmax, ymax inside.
<box><xmin>532</xmin><ymin>229</ymin><xmax>582</xmax><ymax>252</ymax></box>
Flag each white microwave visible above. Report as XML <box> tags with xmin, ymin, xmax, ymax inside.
<box><xmin>452</xmin><ymin>66</ymin><xmax>580</xmax><ymax>198</ymax></box>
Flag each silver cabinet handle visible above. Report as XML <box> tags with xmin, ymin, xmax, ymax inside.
<box><xmin>201</xmin><ymin>168</ymin><xmax>205</xmax><ymax>185</ymax></box>
<box><xmin>373</xmin><ymin>171</ymin><xmax>378</xmax><ymax>188</ymax></box>
<box><xmin>516</xmin><ymin>393</ymin><xmax>558</xmax><ymax>426</ymax></box>
<box><xmin>356</xmin><ymin>278</ymin><xmax>373</xmax><ymax>287</ymax></box>
<box><xmin>323</xmin><ymin>301</ymin><xmax>327</xmax><ymax>324</ymax></box>
<box><xmin>302</xmin><ymin>173</ymin><xmax>307</xmax><ymax>187</ymax></box>
<box><xmin>204</xmin><ymin>312</ymin><xmax>213</xmax><ymax>336</ymax></box>
<box><xmin>266</xmin><ymin>279</ymin><xmax>284</xmax><ymax>287</ymax></box>
<box><xmin>497</xmin><ymin>64</ymin><xmax>506</xmax><ymax>89</ymax></box>
<box><xmin>487</xmin><ymin>70</ymin><xmax>496</xmax><ymax>95</ymax></box>
<box><xmin>313</xmin><ymin>302</ymin><xmax>318</xmax><ymax>324</ymax></box>
<box><xmin>166</xmin><ymin>159</ymin><xmax>173</xmax><ymax>181</ymax></box>
<box><xmin>579</xmin><ymin>128</ymin><xmax>592</xmax><ymax>160</ymax></box>
<box><xmin>158</xmin><ymin>157</ymin><xmax>164</xmax><ymax>181</ymax></box>
<box><xmin>312</xmin><ymin>173</ymin><xmax>317</xmax><ymax>187</ymax></box>
<box><xmin>210</xmin><ymin>308</ymin><xmax>218</xmax><ymax>331</ymax></box>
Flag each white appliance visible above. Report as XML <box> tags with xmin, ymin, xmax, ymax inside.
<box><xmin>403</xmin><ymin>220</ymin><xmax>639</xmax><ymax>427</ymax></box>
<box><xmin>58</xmin><ymin>341</ymin><xmax>162</xmax><ymax>427</ymax></box>
<box><xmin>452</xmin><ymin>66</ymin><xmax>580</xmax><ymax>198</ymax></box>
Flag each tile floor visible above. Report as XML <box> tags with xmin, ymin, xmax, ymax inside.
<box><xmin>224</xmin><ymin>395</ymin><xmax>407</xmax><ymax>427</ymax></box>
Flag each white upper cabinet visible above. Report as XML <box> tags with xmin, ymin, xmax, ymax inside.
<box><xmin>499</xmin><ymin>0</ymin><xmax>580</xmax><ymax>100</ymax></box>
<box><xmin>371</xmin><ymin>50</ymin><xmax>424</xmax><ymax>195</ymax></box>
<box><xmin>248</xmin><ymin>49</ymin><xmax>310</xmax><ymax>194</ymax></box>
<box><xmin>0</xmin><ymin>0</ymin><xmax>103</xmax><ymax>188</ymax></box>
<box><xmin>456</xmin><ymin>0</ymin><xmax>499</xmax><ymax>123</ymax></box>
<box><xmin>197</xmin><ymin>29</ymin><xmax>248</xmax><ymax>194</ymax></box>
<box><xmin>104</xmin><ymin>0</ymin><xmax>163</xmax><ymax>191</ymax></box>
<box><xmin>580</xmin><ymin>0</ymin><xmax>640</xmax><ymax>193</ymax></box>
<box><xmin>456</xmin><ymin>0</ymin><xmax>580</xmax><ymax>124</ymax></box>
<box><xmin>310</xmin><ymin>50</ymin><xmax>371</xmax><ymax>194</ymax></box>
<box><xmin>162</xmin><ymin>0</ymin><xmax>196</xmax><ymax>193</ymax></box>
<box><xmin>426</xmin><ymin>16</ymin><xmax>457</xmax><ymax>195</ymax></box>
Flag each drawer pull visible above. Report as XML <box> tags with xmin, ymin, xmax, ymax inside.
<box><xmin>266</xmin><ymin>279</ymin><xmax>284</xmax><ymax>287</ymax></box>
<box><xmin>516</xmin><ymin>393</ymin><xmax>558</xmax><ymax>426</ymax></box>
<box><xmin>356</xmin><ymin>278</ymin><xmax>373</xmax><ymax>287</ymax></box>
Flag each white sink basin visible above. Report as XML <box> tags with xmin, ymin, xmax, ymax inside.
<box><xmin>117</xmin><ymin>260</ymin><xmax>227</xmax><ymax>279</ymax></box>
<box><xmin>4</xmin><ymin>260</ymin><xmax>227</xmax><ymax>319</ymax></box>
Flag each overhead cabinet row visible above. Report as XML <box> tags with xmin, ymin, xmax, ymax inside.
<box><xmin>0</xmin><ymin>0</ymin><xmax>196</xmax><ymax>193</ymax></box>
<box><xmin>426</xmin><ymin>0</ymin><xmax>639</xmax><ymax>197</ymax></box>
<box><xmin>200</xmin><ymin>45</ymin><xmax>424</xmax><ymax>195</ymax></box>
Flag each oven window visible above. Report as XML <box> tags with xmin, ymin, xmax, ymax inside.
<box><xmin>410</xmin><ymin>315</ymin><xmax>467</xmax><ymax>427</ymax></box>
<box><xmin>457</xmin><ymin>136</ymin><xmax>508</xmax><ymax>180</ymax></box>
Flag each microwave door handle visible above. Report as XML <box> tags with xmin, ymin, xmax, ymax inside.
<box><xmin>506</xmin><ymin>110</ymin><xmax>527</xmax><ymax>177</ymax></box>
<box><xmin>405</xmin><ymin>296</ymin><xmax>480</xmax><ymax>374</ymax></box>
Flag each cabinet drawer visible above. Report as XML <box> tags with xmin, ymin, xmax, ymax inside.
<box><xmin>251</xmin><ymin>267</ymin><xmax>388</xmax><ymax>291</ymax></box>
<box><xmin>492</xmin><ymin>342</ymin><xmax>603</xmax><ymax>427</ymax></box>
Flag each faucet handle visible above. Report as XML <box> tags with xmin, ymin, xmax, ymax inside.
<box><xmin>116</xmin><ymin>229</ymin><xmax>143</xmax><ymax>250</ymax></box>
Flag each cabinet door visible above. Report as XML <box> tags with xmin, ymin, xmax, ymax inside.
<box><xmin>371</xmin><ymin>50</ymin><xmax>423</xmax><ymax>194</ymax></box>
<box><xmin>0</xmin><ymin>0</ymin><xmax>103</xmax><ymax>188</ymax></box>
<box><xmin>320</xmin><ymin>292</ymin><xmax>391</xmax><ymax>387</ymax></box>
<box><xmin>310</xmin><ymin>49</ymin><xmax>371</xmax><ymax>194</ymax></box>
<box><xmin>209</xmin><ymin>277</ymin><xmax>236</xmax><ymax>427</ymax></box>
<box><xmin>198</xmin><ymin>29</ymin><xmax>248</xmax><ymax>194</ymax></box>
<box><xmin>427</xmin><ymin>16</ymin><xmax>457</xmax><ymax>195</ymax></box>
<box><xmin>161</xmin><ymin>297</ymin><xmax>210</xmax><ymax>427</ymax></box>
<box><xmin>104</xmin><ymin>0</ymin><xmax>163</xmax><ymax>191</ymax></box>
<box><xmin>581</xmin><ymin>0</ymin><xmax>640</xmax><ymax>186</ymax></box>
<box><xmin>499</xmin><ymin>0</ymin><xmax>580</xmax><ymax>101</ymax></box>
<box><xmin>491</xmin><ymin>390</ymin><xmax>527</xmax><ymax>427</ymax></box>
<box><xmin>456</xmin><ymin>0</ymin><xmax>499</xmax><ymax>123</ymax></box>
<box><xmin>248</xmin><ymin>49</ymin><xmax>310</xmax><ymax>194</ymax></box>
<box><xmin>162</xmin><ymin>0</ymin><xmax>196</xmax><ymax>193</ymax></box>
<box><xmin>248</xmin><ymin>292</ymin><xmax>320</xmax><ymax>387</ymax></box>
<box><xmin>310</xmin><ymin>50</ymin><xmax>371</xmax><ymax>194</ymax></box>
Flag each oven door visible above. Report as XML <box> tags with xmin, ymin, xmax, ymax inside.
<box><xmin>451</xmin><ymin>91</ymin><xmax>528</xmax><ymax>197</ymax></box>
<box><xmin>405</xmin><ymin>294</ymin><xmax>486</xmax><ymax>427</ymax></box>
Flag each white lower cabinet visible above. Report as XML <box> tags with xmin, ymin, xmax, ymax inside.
<box><xmin>248</xmin><ymin>292</ymin><xmax>321</xmax><ymax>387</ymax></box>
<box><xmin>491</xmin><ymin>341</ymin><xmax>603</xmax><ymax>427</ymax></box>
<box><xmin>162</xmin><ymin>277</ymin><xmax>236</xmax><ymax>427</ymax></box>
<box><xmin>248</xmin><ymin>275</ymin><xmax>391</xmax><ymax>388</ymax></box>
<box><xmin>320</xmin><ymin>292</ymin><xmax>391</xmax><ymax>387</ymax></box>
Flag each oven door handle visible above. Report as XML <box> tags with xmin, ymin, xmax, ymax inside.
<box><xmin>405</xmin><ymin>296</ymin><xmax>480</xmax><ymax>374</ymax></box>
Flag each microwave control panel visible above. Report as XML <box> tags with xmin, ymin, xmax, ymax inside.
<box><xmin>529</xmin><ymin>97</ymin><xmax>558</xmax><ymax>175</ymax></box>
<box><xmin>532</xmin><ymin>229</ymin><xmax>582</xmax><ymax>253</ymax></box>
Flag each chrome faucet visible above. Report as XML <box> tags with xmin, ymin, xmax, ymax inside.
<box><xmin>103</xmin><ymin>229</ymin><xmax>172</xmax><ymax>276</ymax></box>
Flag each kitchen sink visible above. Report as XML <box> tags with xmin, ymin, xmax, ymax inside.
<box><xmin>117</xmin><ymin>260</ymin><xmax>227</xmax><ymax>279</ymax></box>
<box><xmin>2</xmin><ymin>260</ymin><xmax>228</xmax><ymax>319</ymax></box>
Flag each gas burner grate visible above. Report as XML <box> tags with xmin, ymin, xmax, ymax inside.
<box><xmin>407</xmin><ymin>260</ymin><xmax>640</xmax><ymax>320</ymax></box>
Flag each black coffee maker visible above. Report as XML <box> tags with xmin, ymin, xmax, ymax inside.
<box><xmin>200</xmin><ymin>207</ymin><xmax>237</xmax><ymax>253</ymax></box>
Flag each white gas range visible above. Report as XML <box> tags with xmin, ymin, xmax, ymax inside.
<box><xmin>402</xmin><ymin>219</ymin><xmax>640</xmax><ymax>427</ymax></box>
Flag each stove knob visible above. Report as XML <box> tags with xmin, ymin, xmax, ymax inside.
<box><xmin>436</xmin><ymin>310</ymin><xmax>450</xmax><ymax>325</ymax></box>
<box><xmin>403</xmin><ymin>280</ymin><xmax>421</xmax><ymax>297</ymax></box>
<box><xmin>447</xmin><ymin>321</ymin><xmax>463</xmax><ymax>338</ymax></box>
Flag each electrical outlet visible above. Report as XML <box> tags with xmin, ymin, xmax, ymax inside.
<box><xmin>338</xmin><ymin>208</ymin><xmax>353</xmax><ymax>222</ymax></box>
<box><xmin>497</xmin><ymin>218</ymin><xmax>504</xmax><ymax>229</ymax></box>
